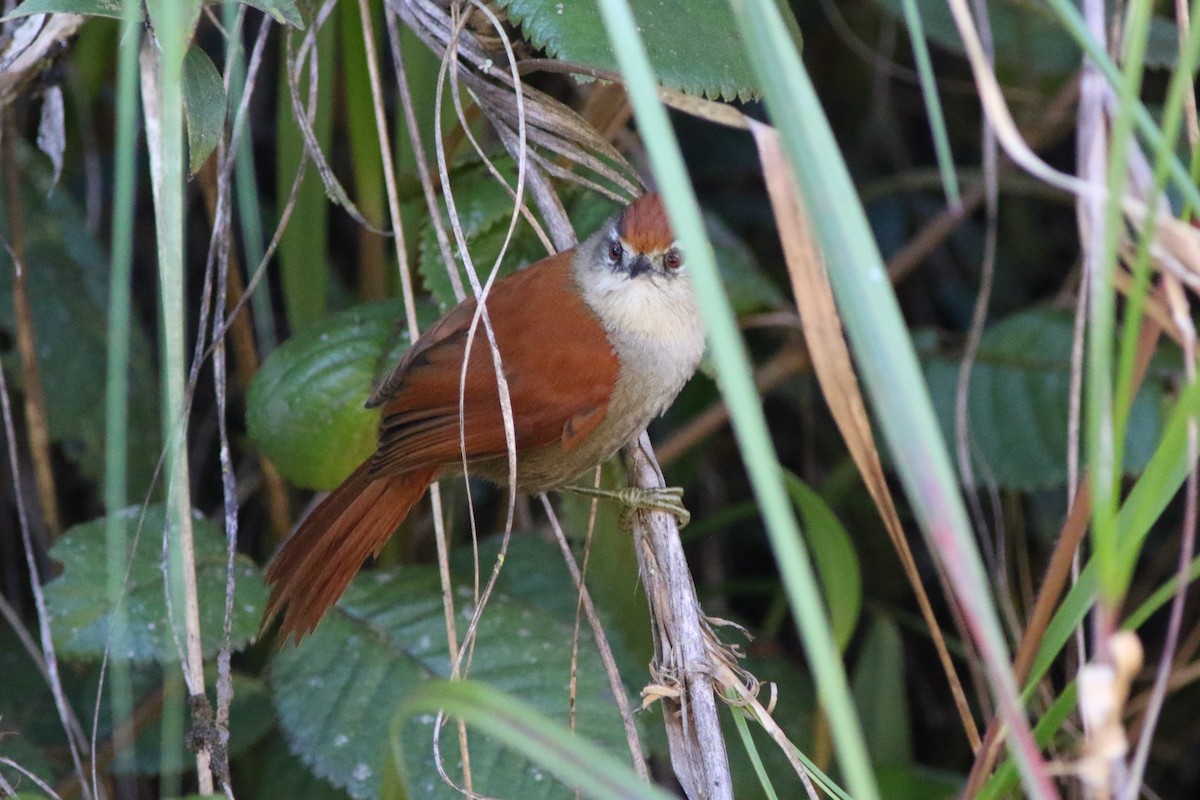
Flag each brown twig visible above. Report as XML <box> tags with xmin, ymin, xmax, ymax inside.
<box><xmin>4</xmin><ymin>108</ymin><xmax>61</xmax><ymax>539</ymax></box>
<box><xmin>195</xmin><ymin>158</ymin><xmax>292</xmax><ymax>544</ymax></box>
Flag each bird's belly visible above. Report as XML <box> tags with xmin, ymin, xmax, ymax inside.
<box><xmin>460</xmin><ymin>318</ymin><xmax>704</xmax><ymax>494</ymax></box>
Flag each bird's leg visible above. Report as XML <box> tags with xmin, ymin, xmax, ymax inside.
<box><xmin>562</xmin><ymin>484</ymin><xmax>691</xmax><ymax>528</ymax></box>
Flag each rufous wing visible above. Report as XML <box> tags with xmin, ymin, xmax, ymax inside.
<box><xmin>368</xmin><ymin>252</ymin><xmax>621</xmax><ymax>476</ymax></box>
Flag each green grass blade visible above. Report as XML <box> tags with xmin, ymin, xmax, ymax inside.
<box><xmin>727</xmin><ymin>0</ymin><xmax>1055</xmax><ymax>796</ymax></box>
<box><xmin>102</xmin><ymin>0</ymin><xmax>143</xmax><ymax>779</ymax></box>
<box><xmin>899</xmin><ymin>0</ymin><xmax>960</xmax><ymax>207</ymax></box>
<box><xmin>593</xmin><ymin>1</ymin><xmax>880</xmax><ymax>798</ymax></box>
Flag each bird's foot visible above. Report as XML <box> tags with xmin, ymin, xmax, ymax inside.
<box><xmin>563</xmin><ymin>485</ymin><xmax>690</xmax><ymax>529</ymax></box>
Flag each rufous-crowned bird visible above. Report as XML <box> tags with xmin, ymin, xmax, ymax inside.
<box><xmin>263</xmin><ymin>193</ymin><xmax>706</xmax><ymax>641</ymax></box>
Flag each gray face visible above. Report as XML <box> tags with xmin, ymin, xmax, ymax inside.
<box><xmin>602</xmin><ymin>223</ymin><xmax>684</xmax><ymax>283</ymax></box>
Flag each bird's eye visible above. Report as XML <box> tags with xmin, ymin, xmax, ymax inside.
<box><xmin>608</xmin><ymin>240</ymin><xmax>624</xmax><ymax>263</ymax></box>
<box><xmin>664</xmin><ymin>248</ymin><xmax>682</xmax><ymax>270</ymax></box>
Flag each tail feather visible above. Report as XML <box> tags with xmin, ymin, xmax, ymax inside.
<box><xmin>264</xmin><ymin>462</ymin><xmax>437</xmax><ymax>642</ymax></box>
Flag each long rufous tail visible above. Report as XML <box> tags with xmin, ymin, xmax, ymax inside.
<box><xmin>263</xmin><ymin>462</ymin><xmax>438</xmax><ymax>642</ymax></box>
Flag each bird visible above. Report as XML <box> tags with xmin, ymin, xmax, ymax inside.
<box><xmin>263</xmin><ymin>193</ymin><xmax>707</xmax><ymax>641</ymax></box>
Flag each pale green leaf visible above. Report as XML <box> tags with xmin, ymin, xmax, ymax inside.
<box><xmin>182</xmin><ymin>45</ymin><xmax>227</xmax><ymax>174</ymax></box>
<box><xmin>43</xmin><ymin>506</ymin><xmax>268</xmax><ymax>663</ymax></box>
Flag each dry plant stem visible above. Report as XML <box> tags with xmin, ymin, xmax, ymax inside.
<box><xmin>963</xmin><ymin>318</ymin><xmax>1164</xmax><ymax>795</ymax></box>
<box><xmin>357</xmin><ymin>0</ymin><xmax>419</xmax><ymax>332</ymax></box>
<box><xmin>0</xmin><ymin>360</ymin><xmax>93</xmax><ymax>800</ymax></box>
<box><xmin>711</xmin><ymin>662</ymin><xmax>820</xmax><ymax>799</ymax></box>
<box><xmin>752</xmin><ymin>121</ymin><xmax>982</xmax><ymax>750</ymax></box>
<box><xmin>540</xmin><ymin>494</ymin><xmax>650</xmax><ymax>781</ymax></box>
<box><xmin>364</xmin><ymin>0</ymin><xmax>475</xmax><ymax>791</ymax></box>
<box><xmin>0</xmin><ymin>758</ymin><xmax>60</xmax><ymax>800</ymax></box>
<box><xmin>4</xmin><ymin>111</ymin><xmax>61</xmax><ymax>539</ymax></box>
<box><xmin>383</xmin><ymin>6</ymin><xmax>462</xmax><ymax>301</ymax></box>
<box><xmin>207</xmin><ymin>88</ymin><xmax>243</xmax><ymax>792</ymax></box>
<box><xmin>195</xmin><ymin>158</ymin><xmax>291</xmax><ymax>542</ymax></box>
<box><xmin>284</xmin><ymin>0</ymin><xmax>386</xmax><ymax>235</ymax></box>
<box><xmin>957</xmin><ymin>0</ymin><xmax>1011</xmax><ymax>651</ymax></box>
<box><xmin>1122</xmin><ymin>299</ymin><xmax>1198</xmax><ymax>796</ymax></box>
<box><xmin>138</xmin><ymin>41</ymin><xmax>212</xmax><ymax>793</ymax></box>
<box><xmin>887</xmin><ymin>76</ymin><xmax>1080</xmax><ymax>284</ymax></box>
<box><xmin>624</xmin><ymin>432</ymin><xmax>732</xmax><ymax>800</ymax></box>
<box><xmin>57</xmin><ymin>688</ymin><xmax>167</xmax><ymax>800</ymax></box>
<box><xmin>0</xmin><ymin>14</ymin><xmax>85</xmax><ymax>109</ymax></box>
<box><xmin>1176</xmin><ymin>0</ymin><xmax>1200</xmax><ymax>146</ymax></box>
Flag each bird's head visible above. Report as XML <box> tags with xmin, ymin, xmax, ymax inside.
<box><xmin>575</xmin><ymin>193</ymin><xmax>701</xmax><ymax>340</ymax></box>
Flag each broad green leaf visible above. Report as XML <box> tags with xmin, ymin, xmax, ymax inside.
<box><xmin>918</xmin><ymin>308</ymin><xmax>1168</xmax><ymax>490</ymax></box>
<box><xmin>254</xmin><ymin>739</ymin><xmax>353</xmax><ymax>800</ymax></box>
<box><xmin>182</xmin><ymin>45</ymin><xmax>227</xmax><ymax>174</ymax></box>
<box><xmin>851</xmin><ymin>614</ymin><xmax>911</xmax><ymax>767</ymax></box>
<box><xmin>494</xmin><ymin>0</ymin><xmax>761</xmax><ymax>101</ymax></box>
<box><xmin>0</xmin><ymin>156</ymin><xmax>160</xmax><ymax>497</ymax></box>
<box><xmin>391</xmin><ymin>681</ymin><xmax>673</xmax><ymax>800</ymax></box>
<box><xmin>4</xmin><ymin>0</ymin><xmax>121</xmax><ymax>17</ymax></box>
<box><xmin>874</xmin><ymin>766</ymin><xmax>961</xmax><ymax>800</ymax></box>
<box><xmin>226</xmin><ymin>0</ymin><xmax>305</xmax><ymax>29</ymax></box>
<box><xmin>44</xmin><ymin>505</ymin><xmax>268</xmax><ymax>662</ymax></box>
<box><xmin>416</xmin><ymin>159</ymin><xmax>549</xmax><ymax>309</ymax></box>
<box><xmin>0</xmin><ymin>628</ymin><xmax>159</xmax><ymax>785</ymax></box>
<box><xmin>871</xmin><ymin>0</ymin><xmax>1080</xmax><ymax>77</ymax></box>
<box><xmin>271</xmin><ymin>555</ymin><xmax>633</xmax><ymax>800</ymax></box>
<box><xmin>708</xmin><ymin>211</ymin><xmax>784</xmax><ymax>315</ymax></box>
<box><xmin>246</xmin><ymin>298</ymin><xmax>423</xmax><ymax>489</ymax></box>
<box><xmin>1145</xmin><ymin>15</ymin><xmax>1181</xmax><ymax>70</ymax></box>
<box><xmin>784</xmin><ymin>474</ymin><xmax>862</xmax><ymax>652</ymax></box>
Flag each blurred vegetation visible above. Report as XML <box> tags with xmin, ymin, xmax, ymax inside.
<box><xmin>0</xmin><ymin>1</ymin><xmax>1198</xmax><ymax>799</ymax></box>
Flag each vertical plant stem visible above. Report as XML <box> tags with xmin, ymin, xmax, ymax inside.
<box><xmin>594</xmin><ymin>0</ymin><xmax>879</xmax><ymax>796</ymax></box>
<box><xmin>139</xmin><ymin>30</ymin><xmax>213</xmax><ymax>791</ymax></box>
<box><xmin>735</xmin><ymin>0</ymin><xmax>1057</xmax><ymax>796</ymax></box>
<box><xmin>100</xmin><ymin>0</ymin><xmax>143</xmax><ymax>786</ymax></box>
<box><xmin>3</xmin><ymin>110</ymin><xmax>61</xmax><ymax>539</ymax></box>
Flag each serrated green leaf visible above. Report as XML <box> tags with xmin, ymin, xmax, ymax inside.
<box><xmin>43</xmin><ymin>506</ymin><xmax>269</xmax><ymax>663</ymax></box>
<box><xmin>416</xmin><ymin>159</ymin><xmax>545</xmax><ymax>308</ymax></box>
<box><xmin>919</xmin><ymin>308</ymin><xmax>1169</xmax><ymax>490</ymax></box>
<box><xmin>254</xmin><ymin>739</ymin><xmax>353</xmax><ymax>800</ymax></box>
<box><xmin>182</xmin><ymin>45</ymin><xmax>227</xmax><ymax>174</ymax></box>
<box><xmin>0</xmin><ymin>155</ymin><xmax>160</xmax><ymax>497</ymax></box>
<box><xmin>246</xmin><ymin>299</ymin><xmax>421</xmax><ymax>489</ymax></box>
<box><xmin>784</xmin><ymin>474</ymin><xmax>862</xmax><ymax>652</ymax></box>
<box><xmin>494</xmin><ymin>0</ymin><xmax>761</xmax><ymax>101</ymax></box>
<box><xmin>4</xmin><ymin>0</ymin><xmax>121</xmax><ymax>18</ymax></box>
<box><xmin>271</xmin><ymin>554</ymin><xmax>632</xmax><ymax>800</ymax></box>
<box><xmin>851</xmin><ymin>614</ymin><xmax>911</xmax><ymax>767</ymax></box>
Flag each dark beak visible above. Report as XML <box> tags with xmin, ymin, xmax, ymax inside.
<box><xmin>628</xmin><ymin>254</ymin><xmax>652</xmax><ymax>279</ymax></box>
